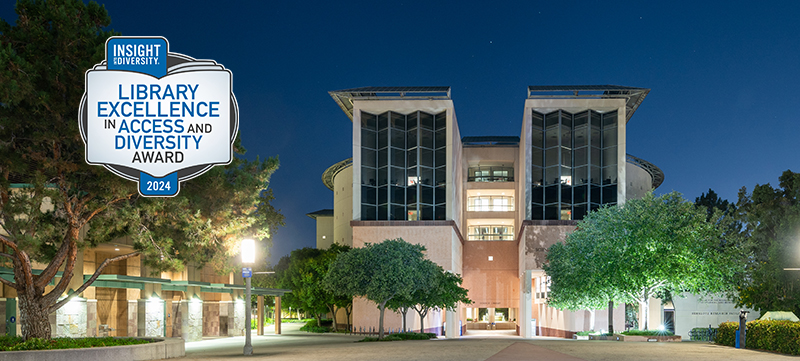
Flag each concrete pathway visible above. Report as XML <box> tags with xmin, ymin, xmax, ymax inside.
<box><xmin>179</xmin><ymin>324</ymin><xmax>798</xmax><ymax>361</ymax></box>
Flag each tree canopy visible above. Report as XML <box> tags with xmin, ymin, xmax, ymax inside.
<box><xmin>545</xmin><ymin>191</ymin><xmax>742</xmax><ymax>330</ymax></box>
<box><xmin>732</xmin><ymin>170</ymin><xmax>800</xmax><ymax>315</ymax></box>
<box><xmin>385</xmin><ymin>259</ymin><xmax>471</xmax><ymax>333</ymax></box>
<box><xmin>323</xmin><ymin>238</ymin><xmax>428</xmax><ymax>339</ymax></box>
<box><xmin>410</xmin><ymin>263</ymin><xmax>471</xmax><ymax>333</ymax></box>
<box><xmin>0</xmin><ymin>0</ymin><xmax>282</xmax><ymax>339</ymax></box>
<box><xmin>276</xmin><ymin>244</ymin><xmax>350</xmax><ymax>330</ymax></box>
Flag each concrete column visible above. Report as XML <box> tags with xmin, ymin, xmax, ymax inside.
<box><xmin>519</xmin><ymin>270</ymin><xmax>533</xmax><ymax>338</ymax></box>
<box><xmin>86</xmin><ymin>299</ymin><xmax>98</xmax><ymax>337</ymax></box>
<box><xmin>56</xmin><ymin>297</ymin><xmax>87</xmax><ymax>337</ymax></box>
<box><xmin>127</xmin><ymin>300</ymin><xmax>138</xmax><ymax>337</ymax></box>
<box><xmin>137</xmin><ymin>297</ymin><xmax>165</xmax><ymax>337</ymax></box>
<box><xmin>488</xmin><ymin>308</ymin><xmax>496</xmax><ymax>325</ymax></box>
<box><xmin>232</xmin><ymin>298</ymin><xmax>245</xmax><ymax>337</ymax></box>
<box><xmin>181</xmin><ymin>298</ymin><xmax>203</xmax><ymax>341</ymax></box>
<box><xmin>257</xmin><ymin>295</ymin><xmax>264</xmax><ymax>336</ymax></box>
<box><xmin>445</xmin><ymin>309</ymin><xmax>458</xmax><ymax>339</ymax></box>
<box><xmin>275</xmin><ymin>296</ymin><xmax>281</xmax><ymax>335</ymax></box>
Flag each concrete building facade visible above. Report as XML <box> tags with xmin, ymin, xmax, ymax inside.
<box><xmin>311</xmin><ymin>85</ymin><xmax>667</xmax><ymax>338</ymax></box>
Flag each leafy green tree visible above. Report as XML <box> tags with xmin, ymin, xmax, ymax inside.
<box><xmin>410</xmin><ymin>263</ymin><xmax>471</xmax><ymax>333</ymax></box>
<box><xmin>323</xmin><ymin>238</ymin><xmax>427</xmax><ymax>339</ymax></box>
<box><xmin>545</xmin><ymin>192</ymin><xmax>740</xmax><ymax>330</ymax></box>
<box><xmin>0</xmin><ymin>0</ymin><xmax>283</xmax><ymax>339</ymax></box>
<box><xmin>276</xmin><ymin>244</ymin><xmax>350</xmax><ymax>330</ymax></box>
<box><xmin>385</xmin><ymin>293</ymin><xmax>414</xmax><ymax>332</ymax></box>
<box><xmin>733</xmin><ymin>170</ymin><xmax>800</xmax><ymax>315</ymax></box>
<box><xmin>545</xmin><ymin>233</ymin><xmax>627</xmax><ymax>332</ymax></box>
<box><xmin>276</xmin><ymin>248</ymin><xmax>323</xmax><ymax>322</ymax></box>
<box><xmin>695</xmin><ymin>188</ymin><xmax>734</xmax><ymax>221</ymax></box>
<box><xmin>385</xmin><ymin>259</ymin><xmax>437</xmax><ymax>333</ymax></box>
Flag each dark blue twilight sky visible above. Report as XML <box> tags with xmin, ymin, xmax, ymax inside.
<box><xmin>4</xmin><ymin>1</ymin><xmax>800</xmax><ymax>265</ymax></box>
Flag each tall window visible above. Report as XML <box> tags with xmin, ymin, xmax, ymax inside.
<box><xmin>360</xmin><ymin>110</ymin><xmax>447</xmax><ymax>220</ymax></box>
<box><xmin>530</xmin><ymin>110</ymin><xmax>618</xmax><ymax>220</ymax></box>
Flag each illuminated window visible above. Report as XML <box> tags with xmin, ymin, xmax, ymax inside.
<box><xmin>467</xmin><ymin>225</ymin><xmax>514</xmax><ymax>241</ymax></box>
<box><xmin>467</xmin><ymin>196</ymin><xmax>514</xmax><ymax>212</ymax></box>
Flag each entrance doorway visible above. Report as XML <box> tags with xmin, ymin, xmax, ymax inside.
<box><xmin>465</xmin><ymin>307</ymin><xmax>518</xmax><ymax>333</ymax></box>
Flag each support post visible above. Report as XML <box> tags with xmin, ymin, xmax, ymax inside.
<box><xmin>257</xmin><ymin>295</ymin><xmax>264</xmax><ymax>336</ymax></box>
<box><xmin>519</xmin><ymin>270</ymin><xmax>532</xmax><ymax>338</ymax></box>
<box><xmin>275</xmin><ymin>296</ymin><xmax>281</xmax><ymax>335</ymax></box>
<box><xmin>445</xmin><ymin>309</ymin><xmax>458</xmax><ymax>339</ymax></box>
<box><xmin>244</xmin><ymin>276</ymin><xmax>252</xmax><ymax>356</ymax></box>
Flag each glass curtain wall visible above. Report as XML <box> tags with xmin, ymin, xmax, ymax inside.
<box><xmin>361</xmin><ymin>110</ymin><xmax>447</xmax><ymax>220</ymax></box>
<box><xmin>530</xmin><ymin>110</ymin><xmax>618</xmax><ymax>220</ymax></box>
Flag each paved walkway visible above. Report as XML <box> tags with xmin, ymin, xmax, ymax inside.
<box><xmin>180</xmin><ymin>323</ymin><xmax>798</xmax><ymax>361</ymax></box>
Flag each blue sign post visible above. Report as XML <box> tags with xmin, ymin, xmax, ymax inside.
<box><xmin>242</xmin><ymin>267</ymin><xmax>252</xmax><ymax>278</ymax></box>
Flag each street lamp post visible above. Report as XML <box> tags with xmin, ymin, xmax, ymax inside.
<box><xmin>241</xmin><ymin>239</ymin><xmax>255</xmax><ymax>356</ymax></box>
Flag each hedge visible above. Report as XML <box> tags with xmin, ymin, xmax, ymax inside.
<box><xmin>716</xmin><ymin>320</ymin><xmax>800</xmax><ymax>355</ymax></box>
<box><xmin>0</xmin><ymin>336</ymin><xmax>150</xmax><ymax>351</ymax></box>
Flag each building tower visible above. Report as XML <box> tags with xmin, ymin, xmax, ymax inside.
<box><xmin>311</xmin><ymin>85</ymin><xmax>663</xmax><ymax>338</ymax></box>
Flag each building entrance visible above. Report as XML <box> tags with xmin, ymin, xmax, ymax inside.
<box><xmin>465</xmin><ymin>307</ymin><xmax>518</xmax><ymax>332</ymax></box>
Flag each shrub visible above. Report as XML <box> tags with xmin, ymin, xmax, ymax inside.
<box><xmin>716</xmin><ymin>322</ymin><xmax>737</xmax><ymax>346</ymax></box>
<box><xmin>689</xmin><ymin>327</ymin><xmax>717</xmax><ymax>341</ymax></box>
<box><xmin>576</xmin><ymin>330</ymin><xmax>598</xmax><ymax>336</ymax></box>
<box><xmin>281</xmin><ymin>318</ymin><xmax>315</xmax><ymax>323</ymax></box>
<box><xmin>621</xmin><ymin>329</ymin><xmax>674</xmax><ymax>336</ymax></box>
<box><xmin>357</xmin><ymin>332</ymin><xmax>437</xmax><ymax>342</ymax></box>
<box><xmin>394</xmin><ymin>332</ymin><xmax>436</xmax><ymax>340</ymax></box>
<box><xmin>717</xmin><ymin>320</ymin><xmax>800</xmax><ymax>355</ymax></box>
<box><xmin>0</xmin><ymin>336</ymin><xmax>151</xmax><ymax>351</ymax></box>
<box><xmin>300</xmin><ymin>320</ymin><xmax>330</xmax><ymax>333</ymax></box>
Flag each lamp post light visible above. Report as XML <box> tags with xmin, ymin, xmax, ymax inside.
<box><xmin>241</xmin><ymin>238</ymin><xmax>255</xmax><ymax>356</ymax></box>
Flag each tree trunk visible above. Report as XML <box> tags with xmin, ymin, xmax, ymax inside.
<box><xmin>345</xmin><ymin>304</ymin><xmax>352</xmax><ymax>331</ymax></box>
<box><xmin>589</xmin><ymin>309</ymin><xmax>596</xmax><ymax>331</ymax></box>
<box><xmin>400</xmin><ymin>307</ymin><xmax>408</xmax><ymax>332</ymax></box>
<box><xmin>640</xmin><ymin>288</ymin><xmax>650</xmax><ymax>330</ymax></box>
<box><xmin>329</xmin><ymin>305</ymin><xmax>339</xmax><ymax>332</ymax></box>
<box><xmin>316</xmin><ymin>313</ymin><xmax>322</xmax><ymax>327</ymax></box>
<box><xmin>18</xmin><ymin>291</ymin><xmax>51</xmax><ymax>339</ymax></box>
<box><xmin>378</xmin><ymin>300</ymin><xmax>388</xmax><ymax>339</ymax></box>
<box><xmin>607</xmin><ymin>300</ymin><xmax>614</xmax><ymax>334</ymax></box>
<box><xmin>417</xmin><ymin>307</ymin><xmax>429</xmax><ymax>334</ymax></box>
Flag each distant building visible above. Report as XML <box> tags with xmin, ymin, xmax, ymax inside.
<box><xmin>309</xmin><ymin>85</ymin><xmax>667</xmax><ymax>338</ymax></box>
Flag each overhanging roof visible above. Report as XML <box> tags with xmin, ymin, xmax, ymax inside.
<box><xmin>329</xmin><ymin>87</ymin><xmax>451</xmax><ymax>120</ymax></box>
<box><xmin>306</xmin><ymin>209</ymin><xmax>334</xmax><ymax>219</ymax></box>
<box><xmin>527</xmin><ymin>85</ymin><xmax>650</xmax><ymax>123</ymax></box>
<box><xmin>0</xmin><ymin>268</ymin><xmax>291</xmax><ymax>297</ymax></box>
<box><xmin>626</xmin><ymin>154</ymin><xmax>665</xmax><ymax>189</ymax></box>
<box><xmin>322</xmin><ymin>158</ymin><xmax>353</xmax><ymax>190</ymax></box>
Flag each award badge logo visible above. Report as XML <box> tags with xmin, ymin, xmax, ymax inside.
<box><xmin>79</xmin><ymin>36</ymin><xmax>238</xmax><ymax>196</ymax></box>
